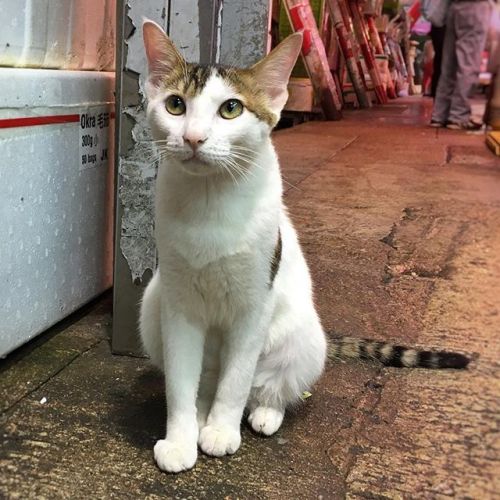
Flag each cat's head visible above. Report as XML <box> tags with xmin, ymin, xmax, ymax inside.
<box><xmin>143</xmin><ymin>20</ymin><xmax>302</xmax><ymax>176</ymax></box>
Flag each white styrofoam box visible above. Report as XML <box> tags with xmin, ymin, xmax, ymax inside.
<box><xmin>0</xmin><ymin>0</ymin><xmax>116</xmax><ymax>70</ymax></box>
<box><xmin>0</xmin><ymin>68</ymin><xmax>115</xmax><ymax>357</ymax></box>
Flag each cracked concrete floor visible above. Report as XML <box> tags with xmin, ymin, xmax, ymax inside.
<box><xmin>1</xmin><ymin>98</ymin><xmax>499</xmax><ymax>499</ymax></box>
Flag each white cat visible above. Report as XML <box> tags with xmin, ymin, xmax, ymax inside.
<box><xmin>139</xmin><ymin>21</ymin><xmax>327</xmax><ymax>473</ymax></box>
<box><xmin>138</xmin><ymin>20</ymin><xmax>471</xmax><ymax>474</ymax></box>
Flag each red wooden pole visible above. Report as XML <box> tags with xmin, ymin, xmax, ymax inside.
<box><xmin>378</xmin><ymin>31</ymin><xmax>397</xmax><ymax>99</ymax></box>
<box><xmin>336</xmin><ymin>0</ymin><xmax>369</xmax><ymax>92</ymax></box>
<box><xmin>348</xmin><ymin>0</ymin><xmax>388</xmax><ymax>104</ymax></box>
<box><xmin>366</xmin><ymin>15</ymin><xmax>384</xmax><ymax>55</ymax></box>
<box><xmin>326</xmin><ymin>0</ymin><xmax>371</xmax><ymax>108</ymax></box>
<box><xmin>284</xmin><ymin>0</ymin><xmax>343</xmax><ymax>119</ymax></box>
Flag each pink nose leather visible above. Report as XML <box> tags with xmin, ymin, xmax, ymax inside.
<box><xmin>184</xmin><ymin>134</ymin><xmax>206</xmax><ymax>151</ymax></box>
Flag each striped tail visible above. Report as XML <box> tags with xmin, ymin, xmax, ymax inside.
<box><xmin>328</xmin><ymin>336</ymin><xmax>470</xmax><ymax>369</ymax></box>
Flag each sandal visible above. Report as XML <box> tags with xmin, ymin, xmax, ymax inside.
<box><xmin>446</xmin><ymin>120</ymin><xmax>483</xmax><ymax>131</ymax></box>
<box><xmin>429</xmin><ymin>120</ymin><xmax>445</xmax><ymax>128</ymax></box>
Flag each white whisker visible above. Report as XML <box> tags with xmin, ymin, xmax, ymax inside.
<box><xmin>219</xmin><ymin>158</ymin><xmax>240</xmax><ymax>187</ymax></box>
<box><xmin>228</xmin><ymin>151</ymin><xmax>301</xmax><ymax>192</ymax></box>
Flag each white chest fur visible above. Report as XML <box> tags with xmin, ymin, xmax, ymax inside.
<box><xmin>154</xmin><ymin>148</ymin><xmax>282</xmax><ymax>327</ymax></box>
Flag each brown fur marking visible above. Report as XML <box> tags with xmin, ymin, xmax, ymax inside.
<box><xmin>155</xmin><ymin>61</ymin><xmax>278</xmax><ymax>126</ymax></box>
<box><xmin>269</xmin><ymin>229</ymin><xmax>282</xmax><ymax>286</ymax></box>
<box><xmin>216</xmin><ymin>67</ymin><xmax>278</xmax><ymax>127</ymax></box>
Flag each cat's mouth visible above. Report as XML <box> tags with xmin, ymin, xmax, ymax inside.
<box><xmin>174</xmin><ymin>148</ymin><xmax>240</xmax><ymax>177</ymax></box>
<box><xmin>173</xmin><ymin>148</ymin><xmax>206</xmax><ymax>164</ymax></box>
<box><xmin>181</xmin><ymin>151</ymin><xmax>209</xmax><ymax>165</ymax></box>
<box><xmin>181</xmin><ymin>152</ymin><xmax>195</xmax><ymax>162</ymax></box>
<box><xmin>178</xmin><ymin>154</ymin><xmax>220</xmax><ymax>176</ymax></box>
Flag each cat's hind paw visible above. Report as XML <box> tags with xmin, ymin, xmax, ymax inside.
<box><xmin>153</xmin><ymin>439</ymin><xmax>197</xmax><ymax>473</ymax></box>
<box><xmin>198</xmin><ymin>424</ymin><xmax>241</xmax><ymax>457</ymax></box>
<box><xmin>248</xmin><ymin>406</ymin><xmax>284</xmax><ymax>436</ymax></box>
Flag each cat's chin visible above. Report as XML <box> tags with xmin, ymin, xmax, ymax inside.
<box><xmin>177</xmin><ymin>157</ymin><xmax>221</xmax><ymax>177</ymax></box>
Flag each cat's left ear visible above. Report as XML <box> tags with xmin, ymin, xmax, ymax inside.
<box><xmin>143</xmin><ymin>20</ymin><xmax>185</xmax><ymax>96</ymax></box>
<box><xmin>251</xmin><ymin>33</ymin><xmax>303</xmax><ymax>115</ymax></box>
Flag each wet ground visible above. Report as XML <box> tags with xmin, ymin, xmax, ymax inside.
<box><xmin>1</xmin><ymin>97</ymin><xmax>499</xmax><ymax>499</ymax></box>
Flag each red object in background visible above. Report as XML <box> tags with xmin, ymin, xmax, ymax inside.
<box><xmin>0</xmin><ymin>112</ymin><xmax>115</xmax><ymax>129</ymax></box>
<box><xmin>422</xmin><ymin>60</ymin><xmax>433</xmax><ymax>95</ymax></box>
<box><xmin>407</xmin><ymin>0</ymin><xmax>421</xmax><ymax>29</ymax></box>
<box><xmin>0</xmin><ymin>114</ymin><xmax>79</xmax><ymax>129</ymax></box>
<box><xmin>284</xmin><ymin>0</ymin><xmax>343</xmax><ymax>118</ymax></box>
<box><xmin>349</xmin><ymin>0</ymin><xmax>388</xmax><ymax>104</ymax></box>
<box><xmin>302</xmin><ymin>30</ymin><xmax>313</xmax><ymax>54</ymax></box>
<box><xmin>325</xmin><ymin>0</ymin><xmax>371</xmax><ymax>108</ymax></box>
<box><xmin>480</xmin><ymin>50</ymin><xmax>489</xmax><ymax>73</ymax></box>
<box><xmin>289</xmin><ymin>5</ymin><xmax>313</xmax><ymax>54</ymax></box>
<box><xmin>366</xmin><ymin>16</ymin><xmax>384</xmax><ymax>55</ymax></box>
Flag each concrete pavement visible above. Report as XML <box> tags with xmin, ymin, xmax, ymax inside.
<box><xmin>1</xmin><ymin>97</ymin><xmax>499</xmax><ymax>499</ymax></box>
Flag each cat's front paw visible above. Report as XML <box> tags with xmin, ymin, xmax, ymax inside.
<box><xmin>198</xmin><ymin>424</ymin><xmax>241</xmax><ymax>457</ymax></box>
<box><xmin>248</xmin><ymin>406</ymin><xmax>284</xmax><ymax>436</ymax></box>
<box><xmin>153</xmin><ymin>439</ymin><xmax>197</xmax><ymax>473</ymax></box>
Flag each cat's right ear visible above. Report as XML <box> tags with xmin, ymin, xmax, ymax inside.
<box><xmin>250</xmin><ymin>33</ymin><xmax>303</xmax><ymax>116</ymax></box>
<box><xmin>143</xmin><ymin>20</ymin><xmax>184</xmax><ymax>95</ymax></box>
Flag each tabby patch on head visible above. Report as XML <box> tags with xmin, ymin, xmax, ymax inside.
<box><xmin>143</xmin><ymin>21</ymin><xmax>302</xmax><ymax>144</ymax></box>
<box><xmin>159</xmin><ymin>62</ymin><xmax>277</xmax><ymax>127</ymax></box>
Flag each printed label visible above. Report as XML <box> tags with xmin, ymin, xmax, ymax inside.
<box><xmin>79</xmin><ymin>106</ymin><xmax>111</xmax><ymax>171</ymax></box>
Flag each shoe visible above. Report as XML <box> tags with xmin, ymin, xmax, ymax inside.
<box><xmin>446</xmin><ymin>120</ymin><xmax>483</xmax><ymax>131</ymax></box>
<box><xmin>429</xmin><ymin>120</ymin><xmax>445</xmax><ymax>128</ymax></box>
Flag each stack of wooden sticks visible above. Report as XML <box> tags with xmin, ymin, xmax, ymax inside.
<box><xmin>276</xmin><ymin>0</ymin><xmax>413</xmax><ymax>119</ymax></box>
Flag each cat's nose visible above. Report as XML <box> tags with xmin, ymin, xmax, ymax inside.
<box><xmin>183</xmin><ymin>134</ymin><xmax>206</xmax><ymax>151</ymax></box>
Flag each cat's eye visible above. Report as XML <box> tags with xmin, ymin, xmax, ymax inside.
<box><xmin>219</xmin><ymin>99</ymin><xmax>243</xmax><ymax>120</ymax></box>
<box><xmin>165</xmin><ymin>95</ymin><xmax>186</xmax><ymax>115</ymax></box>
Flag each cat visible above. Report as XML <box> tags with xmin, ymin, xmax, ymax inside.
<box><xmin>138</xmin><ymin>20</ymin><xmax>469</xmax><ymax>474</ymax></box>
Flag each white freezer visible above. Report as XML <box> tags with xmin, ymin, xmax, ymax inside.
<box><xmin>0</xmin><ymin>68</ymin><xmax>115</xmax><ymax>357</ymax></box>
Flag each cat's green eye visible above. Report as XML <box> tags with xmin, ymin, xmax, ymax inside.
<box><xmin>219</xmin><ymin>99</ymin><xmax>244</xmax><ymax>120</ymax></box>
<box><xmin>165</xmin><ymin>95</ymin><xmax>186</xmax><ymax>115</ymax></box>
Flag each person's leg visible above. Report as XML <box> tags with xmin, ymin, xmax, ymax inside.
<box><xmin>447</xmin><ymin>1</ymin><xmax>490</xmax><ymax>125</ymax></box>
<box><xmin>430</xmin><ymin>25</ymin><xmax>446</xmax><ymax>97</ymax></box>
<box><xmin>431</xmin><ymin>6</ymin><xmax>458</xmax><ymax>124</ymax></box>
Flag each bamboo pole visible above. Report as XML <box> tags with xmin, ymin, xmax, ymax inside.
<box><xmin>325</xmin><ymin>0</ymin><xmax>371</xmax><ymax>108</ymax></box>
<box><xmin>336</xmin><ymin>0</ymin><xmax>369</xmax><ymax>93</ymax></box>
<box><xmin>348</xmin><ymin>0</ymin><xmax>388</xmax><ymax>104</ymax></box>
<box><xmin>366</xmin><ymin>15</ymin><xmax>384</xmax><ymax>55</ymax></box>
<box><xmin>378</xmin><ymin>31</ymin><xmax>397</xmax><ymax>99</ymax></box>
<box><xmin>283</xmin><ymin>0</ymin><xmax>343</xmax><ymax>119</ymax></box>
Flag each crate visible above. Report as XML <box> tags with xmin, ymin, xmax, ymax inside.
<box><xmin>486</xmin><ymin>131</ymin><xmax>500</xmax><ymax>156</ymax></box>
